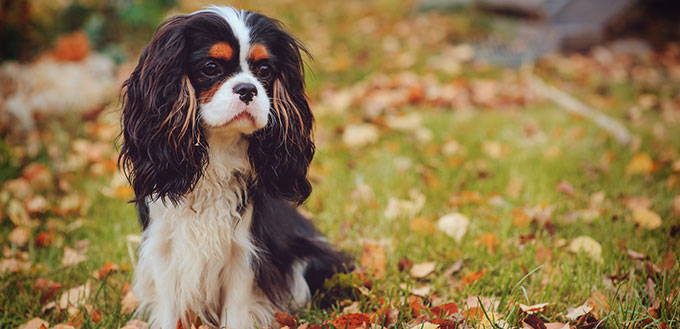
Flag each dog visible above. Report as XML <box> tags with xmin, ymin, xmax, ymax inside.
<box><xmin>119</xmin><ymin>6</ymin><xmax>348</xmax><ymax>328</ymax></box>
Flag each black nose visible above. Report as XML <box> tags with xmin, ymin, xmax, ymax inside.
<box><xmin>233</xmin><ymin>83</ymin><xmax>258</xmax><ymax>104</ymax></box>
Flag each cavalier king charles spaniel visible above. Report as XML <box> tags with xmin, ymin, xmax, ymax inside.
<box><xmin>119</xmin><ymin>6</ymin><xmax>349</xmax><ymax>329</ymax></box>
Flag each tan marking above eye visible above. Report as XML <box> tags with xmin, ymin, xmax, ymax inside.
<box><xmin>209</xmin><ymin>42</ymin><xmax>233</xmax><ymax>61</ymax></box>
<box><xmin>248</xmin><ymin>44</ymin><xmax>270</xmax><ymax>62</ymax></box>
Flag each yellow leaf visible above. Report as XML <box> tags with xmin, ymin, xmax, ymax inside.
<box><xmin>568</xmin><ymin>236</ymin><xmax>602</xmax><ymax>262</ymax></box>
<box><xmin>626</xmin><ymin>153</ymin><xmax>654</xmax><ymax>174</ymax></box>
<box><xmin>632</xmin><ymin>207</ymin><xmax>662</xmax><ymax>230</ymax></box>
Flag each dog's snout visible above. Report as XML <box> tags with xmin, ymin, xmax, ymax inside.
<box><xmin>233</xmin><ymin>83</ymin><xmax>258</xmax><ymax>104</ymax></box>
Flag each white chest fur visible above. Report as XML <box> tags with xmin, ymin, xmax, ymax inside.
<box><xmin>132</xmin><ymin>136</ymin><xmax>276</xmax><ymax>329</ymax></box>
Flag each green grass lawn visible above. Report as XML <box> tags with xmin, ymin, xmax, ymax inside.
<box><xmin>1</xmin><ymin>0</ymin><xmax>679</xmax><ymax>328</ymax></box>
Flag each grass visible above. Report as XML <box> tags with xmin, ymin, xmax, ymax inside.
<box><xmin>1</xmin><ymin>0</ymin><xmax>679</xmax><ymax>328</ymax></box>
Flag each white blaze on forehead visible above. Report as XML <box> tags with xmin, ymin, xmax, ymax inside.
<box><xmin>201</xmin><ymin>6</ymin><xmax>251</xmax><ymax>73</ymax></box>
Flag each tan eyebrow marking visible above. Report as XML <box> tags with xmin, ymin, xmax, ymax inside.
<box><xmin>248</xmin><ymin>44</ymin><xmax>270</xmax><ymax>62</ymax></box>
<box><xmin>209</xmin><ymin>42</ymin><xmax>233</xmax><ymax>60</ymax></box>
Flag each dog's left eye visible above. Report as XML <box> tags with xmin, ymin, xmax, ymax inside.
<box><xmin>201</xmin><ymin>62</ymin><xmax>221</xmax><ymax>77</ymax></box>
<box><xmin>256</xmin><ymin>64</ymin><xmax>272</xmax><ymax>79</ymax></box>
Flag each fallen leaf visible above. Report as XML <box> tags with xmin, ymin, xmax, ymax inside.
<box><xmin>90</xmin><ymin>308</ymin><xmax>102</xmax><ymax>324</ymax></box>
<box><xmin>62</xmin><ymin>247</ymin><xmax>87</xmax><ymax>267</ymax></box>
<box><xmin>674</xmin><ymin>195</ymin><xmax>680</xmax><ymax>217</ymax></box>
<box><xmin>430</xmin><ymin>302</ymin><xmax>459</xmax><ymax>318</ymax></box>
<box><xmin>411</xmin><ymin>285</ymin><xmax>432</xmax><ymax>297</ymax></box>
<box><xmin>361</xmin><ymin>243</ymin><xmax>387</xmax><ymax>279</ymax></box>
<box><xmin>556</xmin><ymin>180</ymin><xmax>575</xmax><ymax>197</ymax></box>
<box><xmin>332</xmin><ymin>313</ymin><xmax>371</xmax><ymax>329</ymax></box>
<box><xmin>410</xmin><ymin>262</ymin><xmax>436</xmax><ymax>278</ymax></box>
<box><xmin>632</xmin><ymin>207</ymin><xmax>663</xmax><ymax>230</ymax></box>
<box><xmin>410</xmin><ymin>217</ymin><xmax>436</xmax><ymax>233</ymax></box>
<box><xmin>512</xmin><ymin>208</ymin><xmax>530</xmax><ymax>227</ymax></box>
<box><xmin>519</xmin><ymin>302</ymin><xmax>549</xmax><ymax>314</ymax></box>
<box><xmin>568</xmin><ymin>236</ymin><xmax>602</xmax><ymax>262</ymax></box>
<box><xmin>482</xmin><ymin>141</ymin><xmax>503</xmax><ymax>159</ymax></box>
<box><xmin>523</xmin><ymin>314</ymin><xmax>546</xmax><ymax>329</ymax></box>
<box><xmin>461</xmin><ymin>270</ymin><xmax>488</xmax><ymax>286</ymax></box>
<box><xmin>34</xmin><ymin>278</ymin><xmax>63</xmax><ymax>303</ymax></box>
<box><xmin>274</xmin><ymin>312</ymin><xmax>296</xmax><ymax>327</ymax></box>
<box><xmin>121</xmin><ymin>290</ymin><xmax>139</xmax><ymax>314</ymax></box>
<box><xmin>436</xmin><ymin>213</ymin><xmax>469</xmax><ymax>242</ymax></box>
<box><xmin>58</xmin><ymin>282</ymin><xmax>91</xmax><ymax>309</ymax></box>
<box><xmin>343</xmin><ymin>124</ymin><xmax>379</xmax><ymax>148</ymax></box>
<box><xmin>9</xmin><ymin>227</ymin><xmax>30</xmax><ymax>247</ymax></box>
<box><xmin>443</xmin><ymin>259</ymin><xmax>464</xmax><ymax>277</ymax></box>
<box><xmin>465</xmin><ymin>296</ymin><xmax>499</xmax><ymax>311</ymax></box>
<box><xmin>626</xmin><ymin>153</ymin><xmax>654</xmax><ymax>174</ymax></box>
<box><xmin>475</xmin><ymin>233</ymin><xmax>499</xmax><ymax>253</ymax></box>
<box><xmin>506</xmin><ymin>178</ymin><xmax>523</xmax><ymax>199</ymax></box>
<box><xmin>544</xmin><ymin>323</ymin><xmax>569</xmax><ymax>329</ymax></box>
<box><xmin>98</xmin><ymin>262</ymin><xmax>119</xmax><ymax>279</ymax></box>
<box><xmin>565</xmin><ymin>303</ymin><xmax>592</xmax><ymax>320</ymax></box>
<box><xmin>398</xmin><ymin>257</ymin><xmax>414</xmax><ymax>272</ymax></box>
<box><xmin>18</xmin><ymin>318</ymin><xmax>49</xmax><ymax>329</ymax></box>
<box><xmin>586</xmin><ymin>293</ymin><xmax>610</xmax><ymax>319</ymax></box>
<box><xmin>410</xmin><ymin>322</ymin><xmax>440</xmax><ymax>329</ymax></box>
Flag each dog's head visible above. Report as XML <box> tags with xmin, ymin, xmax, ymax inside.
<box><xmin>119</xmin><ymin>6</ymin><xmax>314</xmax><ymax>205</ymax></box>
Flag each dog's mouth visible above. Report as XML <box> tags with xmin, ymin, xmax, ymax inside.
<box><xmin>223</xmin><ymin>112</ymin><xmax>255</xmax><ymax>127</ymax></box>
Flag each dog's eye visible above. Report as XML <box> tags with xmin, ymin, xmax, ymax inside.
<box><xmin>256</xmin><ymin>64</ymin><xmax>272</xmax><ymax>79</ymax></box>
<box><xmin>201</xmin><ymin>62</ymin><xmax>221</xmax><ymax>77</ymax></box>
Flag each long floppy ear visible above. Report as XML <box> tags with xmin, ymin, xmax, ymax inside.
<box><xmin>119</xmin><ymin>15</ymin><xmax>207</xmax><ymax>205</ymax></box>
<box><xmin>248</xmin><ymin>31</ymin><xmax>315</xmax><ymax>205</ymax></box>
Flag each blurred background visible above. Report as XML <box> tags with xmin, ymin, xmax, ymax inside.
<box><xmin>1</xmin><ymin>0</ymin><xmax>679</xmax><ymax>328</ymax></box>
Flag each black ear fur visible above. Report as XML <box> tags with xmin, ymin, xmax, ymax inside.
<box><xmin>248</xmin><ymin>26</ymin><xmax>315</xmax><ymax>205</ymax></box>
<box><xmin>119</xmin><ymin>15</ymin><xmax>207</xmax><ymax>205</ymax></box>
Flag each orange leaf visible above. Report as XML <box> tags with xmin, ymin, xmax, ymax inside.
<box><xmin>98</xmin><ymin>262</ymin><xmax>119</xmax><ymax>279</ymax></box>
<box><xmin>91</xmin><ymin>308</ymin><xmax>102</xmax><ymax>324</ymax></box>
<box><xmin>475</xmin><ymin>233</ymin><xmax>499</xmax><ymax>253</ymax></box>
<box><xmin>332</xmin><ymin>313</ymin><xmax>371</xmax><ymax>329</ymax></box>
<box><xmin>430</xmin><ymin>302</ymin><xmax>459</xmax><ymax>318</ymax></box>
<box><xmin>52</xmin><ymin>31</ymin><xmax>90</xmax><ymax>62</ymax></box>
<box><xmin>274</xmin><ymin>312</ymin><xmax>297</xmax><ymax>327</ymax></box>
<box><xmin>462</xmin><ymin>269</ymin><xmax>488</xmax><ymax>286</ymax></box>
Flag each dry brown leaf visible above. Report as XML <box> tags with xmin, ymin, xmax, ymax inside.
<box><xmin>9</xmin><ymin>226</ymin><xmax>30</xmax><ymax>247</ymax></box>
<box><xmin>506</xmin><ymin>177</ymin><xmax>523</xmax><ymax>199</ymax></box>
<box><xmin>587</xmin><ymin>293</ymin><xmax>610</xmax><ymax>320</ymax></box>
<box><xmin>18</xmin><ymin>317</ymin><xmax>49</xmax><ymax>329</ymax></box>
<box><xmin>121</xmin><ymin>290</ymin><xmax>139</xmax><ymax>314</ymax></box>
<box><xmin>632</xmin><ymin>207</ymin><xmax>663</xmax><ymax>230</ymax></box>
<box><xmin>512</xmin><ymin>208</ymin><xmax>530</xmax><ymax>227</ymax></box>
<box><xmin>62</xmin><ymin>247</ymin><xmax>87</xmax><ymax>267</ymax></box>
<box><xmin>410</xmin><ymin>322</ymin><xmax>440</xmax><ymax>329</ymax></box>
<box><xmin>409</xmin><ymin>217</ymin><xmax>436</xmax><ymax>234</ymax></box>
<box><xmin>361</xmin><ymin>243</ymin><xmax>387</xmax><ymax>279</ymax></box>
<box><xmin>568</xmin><ymin>236</ymin><xmax>602</xmax><ymax>262</ymax></box>
<box><xmin>519</xmin><ymin>302</ymin><xmax>549</xmax><ymax>314</ymax></box>
<box><xmin>673</xmin><ymin>195</ymin><xmax>680</xmax><ymax>217</ymax></box>
<box><xmin>52</xmin><ymin>31</ymin><xmax>90</xmax><ymax>61</ymax></box>
<box><xmin>58</xmin><ymin>282</ymin><xmax>91</xmax><ymax>309</ymax></box>
<box><xmin>544</xmin><ymin>323</ymin><xmax>569</xmax><ymax>329</ymax></box>
<box><xmin>556</xmin><ymin>180</ymin><xmax>575</xmax><ymax>197</ymax></box>
<box><xmin>411</xmin><ymin>285</ymin><xmax>432</xmax><ymax>297</ymax></box>
<box><xmin>475</xmin><ymin>233</ymin><xmax>499</xmax><ymax>253</ymax></box>
<box><xmin>122</xmin><ymin>319</ymin><xmax>149</xmax><ymax>329</ymax></box>
<box><xmin>565</xmin><ymin>303</ymin><xmax>592</xmax><ymax>320</ymax></box>
<box><xmin>436</xmin><ymin>213</ymin><xmax>469</xmax><ymax>242</ymax></box>
<box><xmin>343</xmin><ymin>124</ymin><xmax>379</xmax><ymax>148</ymax></box>
<box><xmin>482</xmin><ymin>141</ymin><xmax>503</xmax><ymax>159</ymax></box>
<box><xmin>410</xmin><ymin>262</ymin><xmax>436</xmax><ymax>278</ymax></box>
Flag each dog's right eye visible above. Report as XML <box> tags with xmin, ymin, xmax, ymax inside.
<box><xmin>201</xmin><ymin>62</ymin><xmax>221</xmax><ymax>77</ymax></box>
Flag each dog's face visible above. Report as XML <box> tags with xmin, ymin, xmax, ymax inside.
<box><xmin>120</xmin><ymin>7</ymin><xmax>315</xmax><ymax>205</ymax></box>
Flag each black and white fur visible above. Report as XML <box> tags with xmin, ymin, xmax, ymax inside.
<box><xmin>119</xmin><ymin>6</ymin><xmax>348</xmax><ymax>329</ymax></box>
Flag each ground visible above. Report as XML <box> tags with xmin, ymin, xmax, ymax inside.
<box><xmin>1</xmin><ymin>0</ymin><xmax>679</xmax><ymax>328</ymax></box>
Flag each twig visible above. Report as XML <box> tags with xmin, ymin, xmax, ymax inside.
<box><xmin>525</xmin><ymin>70</ymin><xmax>632</xmax><ymax>145</ymax></box>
